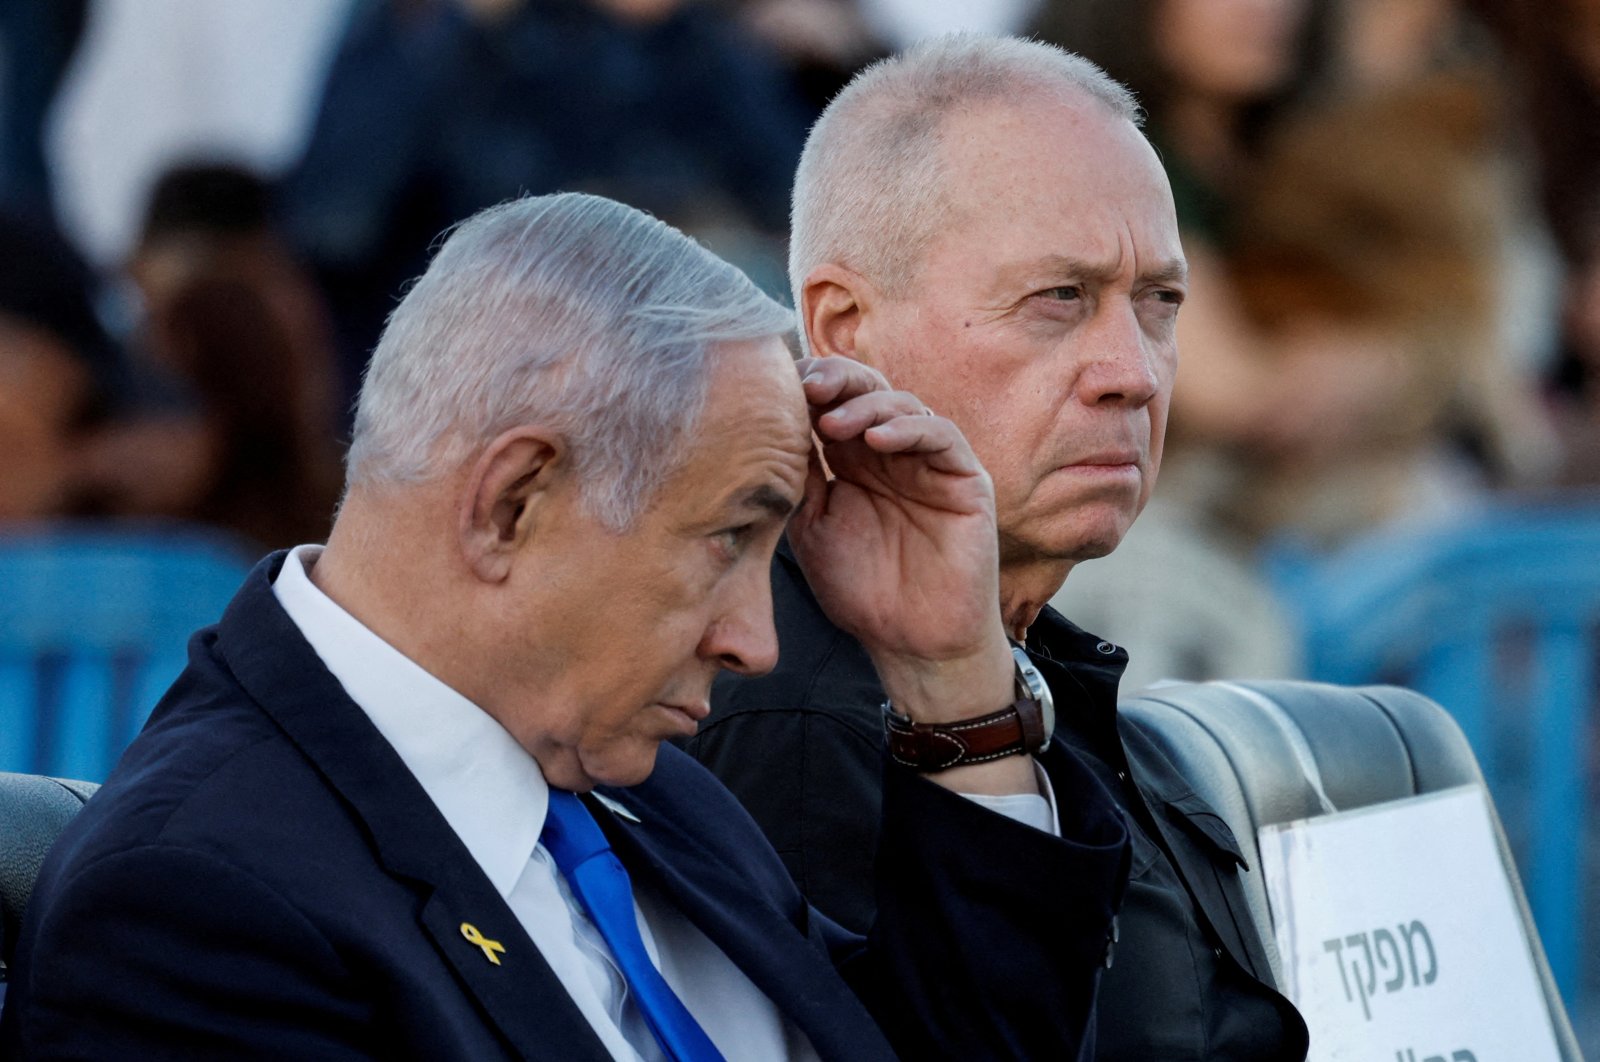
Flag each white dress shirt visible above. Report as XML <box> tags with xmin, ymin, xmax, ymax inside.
<box><xmin>272</xmin><ymin>544</ymin><xmax>1055</xmax><ymax>1060</ymax></box>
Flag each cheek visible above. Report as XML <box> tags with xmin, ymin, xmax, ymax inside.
<box><xmin>883</xmin><ymin>317</ymin><xmax>1000</xmax><ymax>405</ymax></box>
<box><xmin>966</xmin><ymin>422</ymin><xmax>1036</xmax><ymax>510</ymax></box>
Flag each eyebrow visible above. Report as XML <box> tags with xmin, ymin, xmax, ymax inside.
<box><xmin>741</xmin><ymin>484</ymin><xmax>797</xmax><ymax>520</ymax></box>
<box><xmin>1003</xmin><ymin>254</ymin><xmax>1190</xmax><ymax>290</ymax></box>
<box><xmin>1142</xmin><ymin>258</ymin><xmax>1190</xmax><ymax>286</ymax></box>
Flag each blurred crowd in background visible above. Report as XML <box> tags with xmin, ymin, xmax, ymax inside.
<box><xmin>0</xmin><ymin>0</ymin><xmax>1597</xmax><ymax>681</ymax></box>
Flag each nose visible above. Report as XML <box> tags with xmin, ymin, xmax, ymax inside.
<box><xmin>699</xmin><ymin>564</ymin><xmax>781</xmax><ymax>677</ymax></box>
<box><xmin>1076</xmin><ymin>303</ymin><xmax>1161</xmax><ymax>408</ymax></box>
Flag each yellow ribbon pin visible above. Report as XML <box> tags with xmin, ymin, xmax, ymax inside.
<box><xmin>460</xmin><ymin>922</ymin><xmax>506</xmax><ymax>966</ymax></box>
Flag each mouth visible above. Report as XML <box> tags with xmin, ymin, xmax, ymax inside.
<box><xmin>1060</xmin><ymin>450</ymin><xmax>1141</xmax><ymax>474</ymax></box>
<box><xmin>656</xmin><ymin>701</ymin><xmax>711</xmax><ymax>736</ymax></box>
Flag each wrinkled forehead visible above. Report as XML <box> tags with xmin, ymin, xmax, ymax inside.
<box><xmin>933</xmin><ymin>95</ymin><xmax>1179</xmax><ymax>256</ymax></box>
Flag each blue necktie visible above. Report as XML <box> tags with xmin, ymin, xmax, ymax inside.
<box><xmin>541</xmin><ymin>789</ymin><xmax>726</xmax><ymax>1062</ymax></box>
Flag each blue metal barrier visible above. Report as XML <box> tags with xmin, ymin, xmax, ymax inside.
<box><xmin>1265</xmin><ymin>496</ymin><xmax>1600</xmax><ymax>1000</ymax></box>
<box><xmin>0</xmin><ymin>525</ymin><xmax>254</xmax><ymax>781</ymax></box>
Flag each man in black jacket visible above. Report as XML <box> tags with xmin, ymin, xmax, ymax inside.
<box><xmin>688</xmin><ymin>35</ymin><xmax>1311</xmax><ymax>1061</ymax></box>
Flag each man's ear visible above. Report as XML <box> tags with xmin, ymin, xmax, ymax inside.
<box><xmin>800</xmin><ymin>263</ymin><xmax>880</xmax><ymax>364</ymax></box>
<box><xmin>459</xmin><ymin>426</ymin><xmax>563</xmax><ymax>583</ymax></box>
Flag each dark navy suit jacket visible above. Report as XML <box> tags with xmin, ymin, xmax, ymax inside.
<box><xmin>0</xmin><ymin>553</ymin><xmax>1130</xmax><ymax>1060</ymax></box>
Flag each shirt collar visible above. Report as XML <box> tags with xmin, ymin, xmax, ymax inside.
<box><xmin>271</xmin><ymin>544</ymin><xmax>545</xmax><ymax>898</ymax></box>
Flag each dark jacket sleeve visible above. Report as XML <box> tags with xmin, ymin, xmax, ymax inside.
<box><xmin>0</xmin><ymin>844</ymin><xmax>372</xmax><ymax>1060</ymax></box>
<box><xmin>684</xmin><ymin>700</ymin><xmax>886</xmax><ymax>934</ymax></box>
<box><xmin>836</xmin><ymin>751</ymin><xmax>1130</xmax><ymax>1061</ymax></box>
<box><xmin>683</xmin><ymin>550</ymin><xmax>895</xmax><ymax>935</ymax></box>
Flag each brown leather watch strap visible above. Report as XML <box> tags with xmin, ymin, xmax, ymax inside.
<box><xmin>883</xmin><ymin>698</ymin><xmax>1048</xmax><ymax>772</ymax></box>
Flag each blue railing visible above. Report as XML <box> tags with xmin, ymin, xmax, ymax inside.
<box><xmin>0</xmin><ymin>524</ymin><xmax>255</xmax><ymax>781</ymax></box>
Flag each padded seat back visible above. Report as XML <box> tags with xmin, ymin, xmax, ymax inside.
<box><xmin>1122</xmin><ymin>679</ymin><xmax>1581</xmax><ymax>1060</ymax></box>
<box><xmin>0</xmin><ymin>772</ymin><xmax>98</xmax><ymax>973</ymax></box>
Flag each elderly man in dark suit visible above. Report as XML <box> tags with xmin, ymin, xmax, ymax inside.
<box><xmin>0</xmin><ymin>192</ymin><xmax>1129</xmax><ymax>1060</ymax></box>
<box><xmin>686</xmin><ymin>35</ymin><xmax>1311</xmax><ymax>1061</ymax></box>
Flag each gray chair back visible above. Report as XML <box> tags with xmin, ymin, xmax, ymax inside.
<box><xmin>1121</xmin><ymin>679</ymin><xmax>1581</xmax><ymax>1060</ymax></box>
<box><xmin>0</xmin><ymin>772</ymin><xmax>98</xmax><ymax>974</ymax></box>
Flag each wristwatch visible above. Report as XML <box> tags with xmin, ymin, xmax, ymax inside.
<box><xmin>883</xmin><ymin>645</ymin><xmax>1056</xmax><ymax>772</ymax></box>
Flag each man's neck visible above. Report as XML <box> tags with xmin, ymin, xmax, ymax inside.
<box><xmin>313</xmin><ymin>496</ymin><xmax>481</xmax><ymax>704</ymax></box>
<box><xmin>998</xmin><ymin>557</ymin><xmax>1074</xmax><ymax>642</ymax></box>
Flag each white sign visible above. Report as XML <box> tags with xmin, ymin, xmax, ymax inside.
<box><xmin>1258</xmin><ymin>786</ymin><xmax>1561</xmax><ymax>1062</ymax></box>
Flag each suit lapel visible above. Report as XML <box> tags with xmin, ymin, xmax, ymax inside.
<box><xmin>214</xmin><ymin>554</ymin><xmax>612</xmax><ymax>1062</ymax></box>
<box><xmin>417</xmin><ymin>892</ymin><xmax>611</xmax><ymax>1062</ymax></box>
<box><xmin>589</xmin><ymin>783</ymin><xmax>893</xmax><ymax>1061</ymax></box>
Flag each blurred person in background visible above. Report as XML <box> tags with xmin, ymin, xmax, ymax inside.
<box><xmin>1032</xmin><ymin>0</ymin><xmax>1330</xmax><ymax>247</ymax></box>
<box><xmin>1547</xmin><ymin>219</ymin><xmax>1600</xmax><ymax>485</ymax></box>
<box><xmin>82</xmin><ymin>163</ymin><xmax>344</xmax><ymax>551</ymax></box>
<box><xmin>283</xmin><ymin>0</ymin><xmax>812</xmax><ymax>409</ymax></box>
<box><xmin>1188</xmin><ymin>70</ymin><xmax>1558</xmax><ymax>543</ymax></box>
<box><xmin>0</xmin><ymin>213</ymin><xmax>120</xmax><ymax>522</ymax></box>
<box><xmin>39</xmin><ymin>0</ymin><xmax>353</xmax><ymax>270</ymax></box>
<box><xmin>1157</xmin><ymin>1</ymin><xmax>1562</xmax><ymax>545</ymax></box>
<box><xmin>1467</xmin><ymin>0</ymin><xmax>1600</xmax><ymax>270</ymax></box>
<box><xmin>721</xmin><ymin>0</ymin><xmax>887</xmax><ymax>113</ymax></box>
<box><xmin>1467</xmin><ymin>0</ymin><xmax>1600</xmax><ymax>485</ymax></box>
<box><xmin>0</xmin><ymin>0</ymin><xmax>90</xmax><ymax>229</ymax></box>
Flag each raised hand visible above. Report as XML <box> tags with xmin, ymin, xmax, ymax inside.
<box><xmin>787</xmin><ymin>356</ymin><xmax>1014</xmax><ymax>729</ymax></box>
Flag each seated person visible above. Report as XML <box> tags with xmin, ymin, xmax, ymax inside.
<box><xmin>0</xmin><ymin>192</ymin><xmax>1128</xmax><ymax>1060</ymax></box>
<box><xmin>686</xmin><ymin>35</ymin><xmax>1309</xmax><ymax>1061</ymax></box>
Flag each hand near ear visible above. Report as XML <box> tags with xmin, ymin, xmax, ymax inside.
<box><xmin>786</xmin><ymin>355</ymin><xmax>1014</xmax><ymax>730</ymax></box>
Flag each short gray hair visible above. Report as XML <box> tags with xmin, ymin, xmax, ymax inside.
<box><xmin>789</xmin><ymin>34</ymin><xmax>1140</xmax><ymax>332</ymax></box>
<box><xmin>347</xmin><ymin>193</ymin><xmax>795</xmax><ymax>528</ymax></box>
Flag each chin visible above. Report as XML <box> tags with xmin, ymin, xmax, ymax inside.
<box><xmin>1065</xmin><ymin>535</ymin><xmax>1121</xmax><ymax>563</ymax></box>
<box><xmin>576</xmin><ymin>742</ymin><xmax>662</xmax><ymax>791</ymax></box>
<box><xmin>1018</xmin><ymin>508</ymin><xmax>1138</xmax><ymax>565</ymax></box>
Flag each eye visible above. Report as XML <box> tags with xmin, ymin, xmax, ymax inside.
<box><xmin>712</xmin><ymin>524</ymin><xmax>757</xmax><ymax>559</ymax></box>
<box><xmin>1142</xmin><ymin>287</ymin><xmax>1185</xmax><ymax>319</ymax></box>
<box><xmin>1037</xmin><ymin>285</ymin><xmax>1083</xmax><ymax>302</ymax></box>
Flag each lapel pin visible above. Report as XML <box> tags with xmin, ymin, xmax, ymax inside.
<box><xmin>460</xmin><ymin>922</ymin><xmax>506</xmax><ymax>966</ymax></box>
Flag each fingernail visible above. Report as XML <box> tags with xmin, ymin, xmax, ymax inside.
<box><xmin>802</xmin><ymin>371</ymin><xmax>822</xmax><ymax>385</ymax></box>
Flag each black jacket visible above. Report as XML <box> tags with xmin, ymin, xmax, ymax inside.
<box><xmin>687</xmin><ymin>544</ymin><xmax>1310</xmax><ymax>1061</ymax></box>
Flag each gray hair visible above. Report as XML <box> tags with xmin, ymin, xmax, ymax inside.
<box><xmin>789</xmin><ymin>34</ymin><xmax>1141</xmax><ymax>340</ymax></box>
<box><xmin>346</xmin><ymin>193</ymin><xmax>795</xmax><ymax>528</ymax></box>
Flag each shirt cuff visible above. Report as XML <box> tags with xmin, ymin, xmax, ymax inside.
<box><xmin>958</xmin><ymin>758</ymin><xmax>1060</xmax><ymax>836</ymax></box>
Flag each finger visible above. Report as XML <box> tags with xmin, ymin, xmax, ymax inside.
<box><xmin>816</xmin><ymin>388</ymin><xmax>932</xmax><ymax>439</ymax></box>
<box><xmin>861</xmin><ymin>414</ymin><xmax>985</xmax><ymax>476</ymax></box>
<box><xmin>796</xmin><ymin>355</ymin><xmax>891</xmax><ymax>410</ymax></box>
